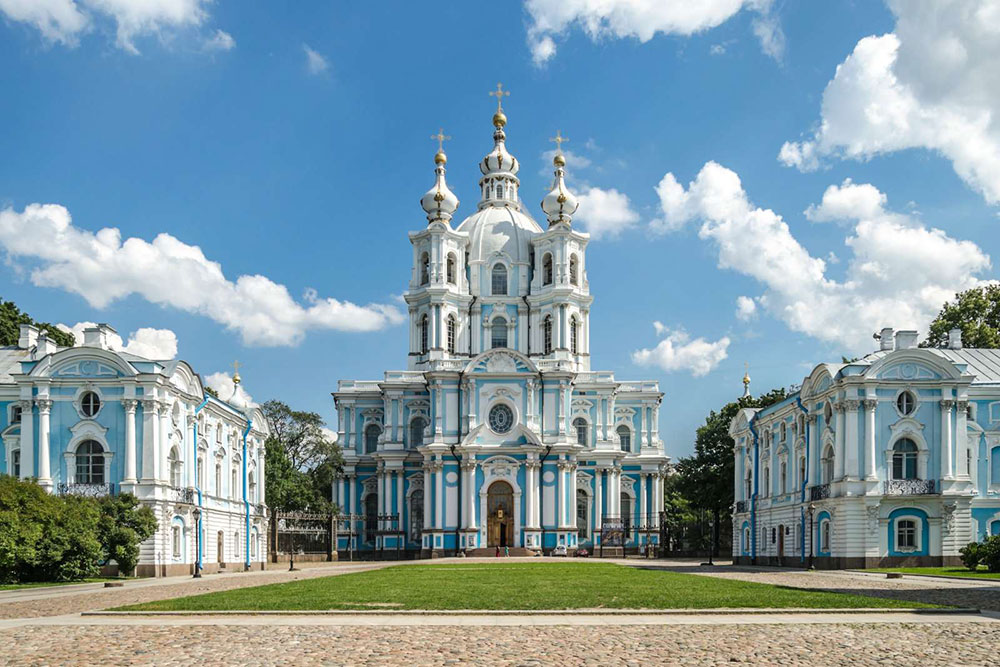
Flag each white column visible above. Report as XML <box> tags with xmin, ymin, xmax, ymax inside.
<box><xmin>556</xmin><ymin>462</ymin><xmax>564</xmax><ymax>527</ymax></box>
<box><xmin>834</xmin><ymin>402</ymin><xmax>845</xmax><ymax>480</ymax></box>
<box><xmin>36</xmin><ymin>399</ymin><xmax>52</xmax><ymax>488</ymax></box>
<box><xmin>864</xmin><ymin>399</ymin><xmax>877</xmax><ymax>480</ymax></box>
<box><xmin>141</xmin><ymin>400</ymin><xmax>159</xmax><ymax>482</ymax></box>
<box><xmin>19</xmin><ymin>400</ymin><xmax>33</xmax><ymax>480</ymax></box>
<box><xmin>957</xmin><ymin>400</ymin><xmax>969</xmax><ymax>478</ymax></box>
<box><xmin>157</xmin><ymin>404</ymin><xmax>169</xmax><ymax>482</ymax></box>
<box><xmin>639</xmin><ymin>473</ymin><xmax>647</xmax><ymax>527</ymax></box>
<box><xmin>435</xmin><ymin>462</ymin><xmax>444</xmax><ymax>529</ymax></box>
<box><xmin>807</xmin><ymin>414</ymin><xmax>818</xmax><ymax>484</ymax></box>
<box><xmin>610</xmin><ymin>469</ymin><xmax>620</xmax><ymax>516</ymax></box>
<box><xmin>941</xmin><ymin>399</ymin><xmax>954</xmax><ymax>480</ymax></box>
<box><xmin>594</xmin><ymin>469</ymin><xmax>603</xmax><ymax>531</ymax></box>
<box><xmin>337</xmin><ymin>476</ymin><xmax>346</xmax><ymax>510</ymax></box>
<box><xmin>845</xmin><ymin>399</ymin><xmax>859</xmax><ymax>479</ymax></box>
<box><xmin>377</xmin><ymin>466</ymin><xmax>385</xmax><ymax>516</ymax></box>
<box><xmin>123</xmin><ymin>400</ymin><xmax>138</xmax><ymax>484</ymax></box>
<box><xmin>396</xmin><ymin>469</ymin><xmax>404</xmax><ymax>518</ymax></box>
<box><xmin>570</xmin><ymin>463</ymin><xmax>578</xmax><ymax>528</ymax></box>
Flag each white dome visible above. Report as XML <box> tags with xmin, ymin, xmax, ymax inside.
<box><xmin>456</xmin><ymin>204</ymin><xmax>542</xmax><ymax>266</ymax></box>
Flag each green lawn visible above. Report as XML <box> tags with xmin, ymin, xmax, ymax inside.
<box><xmin>869</xmin><ymin>567</ymin><xmax>1000</xmax><ymax>581</ymax></box>
<box><xmin>118</xmin><ymin>562</ymin><xmax>935</xmax><ymax>611</ymax></box>
<box><xmin>0</xmin><ymin>578</ymin><xmax>117</xmax><ymax>591</ymax></box>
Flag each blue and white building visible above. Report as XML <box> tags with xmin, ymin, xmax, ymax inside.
<box><xmin>332</xmin><ymin>102</ymin><xmax>669</xmax><ymax>556</ymax></box>
<box><xmin>0</xmin><ymin>323</ymin><xmax>269</xmax><ymax>576</ymax></box>
<box><xmin>731</xmin><ymin>327</ymin><xmax>1000</xmax><ymax>568</ymax></box>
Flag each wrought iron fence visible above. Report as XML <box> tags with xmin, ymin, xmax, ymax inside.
<box><xmin>884</xmin><ymin>479</ymin><xmax>935</xmax><ymax>495</ymax></box>
<box><xmin>271</xmin><ymin>512</ymin><xmax>335</xmax><ymax>557</ymax></box>
<box><xmin>809</xmin><ymin>483</ymin><xmax>830</xmax><ymax>501</ymax></box>
<box><xmin>57</xmin><ymin>482</ymin><xmax>114</xmax><ymax>497</ymax></box>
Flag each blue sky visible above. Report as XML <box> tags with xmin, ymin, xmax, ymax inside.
<box><xmin>1</xmin><ymin>1</ymin><xmax>998</xmax><ymax>458</ymax></box>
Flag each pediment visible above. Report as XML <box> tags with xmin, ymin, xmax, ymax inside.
<box><xmin>465</xmin><ymin>349</ymin><xmax>537</xmax><ymax>375</ymax></box>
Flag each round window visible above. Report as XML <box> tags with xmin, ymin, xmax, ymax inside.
<box><xmin>896</xmin><ymin>391</ymin><xmax>916</xmax><ymax>416</ymax></box>
<box><xmin>488</xmin><ymin>404</ymin><xmax>515</xmax><ymax>434</ymax></box>
<box><xmin>81</xmin><ymin>391</ymin><xmax>101</xmax><ymax>418</ymax></box>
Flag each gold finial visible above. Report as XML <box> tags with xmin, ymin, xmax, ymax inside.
<box><xmin>431</xmin><ymin>128</ymin><xmax>451</xmax><ymax>165</ymax></box>
<box><xmin>232</xmin><ymin>360</ymin><xmax>241</xmax><ymax>385</ymax></box>
<box><xmin>549</xmin><ymin>130</ymin><xmax>568</xmax><ymax>166</ymax></box>
<box><xmin>743</xmin><ymin>362</ymin><xmax>750</xmax><ymax>386</ymax></box>
<box><xmin>489</xmin><ymin>82</ymin><xmax>509</xmax><ymax>128</ymax></box>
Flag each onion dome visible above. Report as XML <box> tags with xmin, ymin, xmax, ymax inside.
<box><xmin>420</xmin><ymin>148</ymin><xmax>460</xmax><ymax>224</ymax></box>
<box><xmin>541</xmin><ymin>148</ymin><xmax>579</xmax><ymax>226</ymax></box>
<box><xmin>479</xmin><ymin>122</ymin><xmax>520</xmax><ymax>177</ymax></box>
<box><xmin>742</xmin><ymin>364</ymin><xmax>751</xmax><ymax>399</ymax></box>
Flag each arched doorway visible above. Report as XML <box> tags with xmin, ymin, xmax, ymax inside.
<box><xmin>487</xmin><ymin>481</ymin><xmax>514</xmax><ymax>548</ymax></box>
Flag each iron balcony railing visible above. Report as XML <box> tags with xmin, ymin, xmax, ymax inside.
<box><xmin>169</xmin><ymin>486</ymin><xmax>195</xmax><ymax>504</ymax></box>
<box><xmin>58</xmin><ymin>482</ymin><xmax>114</xmax><ymax>497</ymax></box>
<box><xmin>735</xmin><ymin>500</ymin><xmax>748</xmax><ymax>514</ymax></box>
<box><xmin>884</xmin><ymin>479</ymin><xmax>936</xmax><ymax>495</ymax></box>
<box><xmin>809</xmin><ymin>483</ymin><xmax>831</xmax><ymax>501</ymax></box>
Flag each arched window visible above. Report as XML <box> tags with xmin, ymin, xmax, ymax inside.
<box><xmin>821</xmin><ymin>445</ymin><xmax>834</xmax><ymax>484</ymax></box>
<box><xmin>232</xmin><ymin>467</ymin><xmax>239</xmax><ymax>499</ymax></box>
<box><xmin>365</xmin><ymin>424</ymin><xmax>381</xmax><ymax>454</ymax></box>
<box><xmin>11</xmin><ymin>449</ymin><xmax>20</xmax><ymax>477</ymax></box>
<box><xmin>491</xmin><ymin>263</ymin><xmax>508</xmax><ymax>296</ymax></box>
<box><xmin>824</xmin><ymin>402</ymin><xmax>833</xmax><ymax>425</ymax></box>
<box><xmin>215</xmin><ymin>462</ymin><xmax>222</xmax><ymax>495</ymax></box>
<box><xmin>569</xmin><ymin>255</ymin><xmax>578</xmax><ymax>285</ymax></box>
<box><xmin>168</xmin><ymin>447</ymin><xmax>182</xmax><ymax>487</ymax></box>
<box><xmin>573</xmin><ymin>418</ymin><xmax>588</xmax><ymax>446</ymax></box>
<box><xmin>779</xmin><ymin>461</ymin><xmax>787</xmax><ymax>493</ymax></box>
<box><xmin>576</xmin><ymin>489</ymin><xmax>588</xmax><ymax>539</ymax></box>
<box><xmin>798</xmin><ymin>456</ymin><xmax>806</xmax><ymax>487</ymax></box>
<box><xmin>892</xmin><ymin>438</ymin><xmax>918</xmax><ymax>480</ymax></box>
<box><xmin>248</xmin><ymin>471</ymin><xmax>257</xmax><ymax>503</ymax></box>
<box><xmin>409</xmin><ymin>418</ymin><xmax>426</xmax><ymax>449</ymax></box>
<box><xmin>820</xmin><ymin>519</ymin><xmax>831</xmax><ymax>552</ymax></box>
<box><xmin>617</xmin><ymin>425</ymin><xmax>631</xmax><ymax>452</ymax></box>
<box><xmin>570</xmin><ymin>317</ymin><xmax>578</xmax><ymax>355</ymax></box>
<box><xmin>234</xmin><ymin>531</ymin><xmax>240</xmax><ymax>560</ymax></box>
<box><xmin>896</xmin><ymin>391</ymin><xmax>916</xmax><ymax>416</ymax></box>
<box><xmin>620</xmin><ymin>493</ymin><xmax>633</xmax><ymax>538</ymax></box>
<box><xmin>446</xmin><ymin>315</ymin><xmax>457</xmax><ymax>354</ymax></box>
<box><xmin>491</xmin><ymin>316</ymin><xmax>507</xmax><ymax>349</ymax></box>
<box><xmin>216</xmin><ymin>423</ymin><xmax>222</xmax><ymax>443</ymax></box>
<box><xmin>420</xmin><ymin>315</ymin><xmax>429</xmax><ymax>355</ymax></box>
<box><xmin>171</xmin><ymin>524</ymin><xmax>182</xmax><ymax>559</ymax></box>
<box><xmin>446</xmin><ymin>254</ymin><xmax>456</xmax><ymax>284</ymax></box>
<box><xmin>896</xmin><ymin>519</ymin><xmax>917</xmax><ymax>549</ymax></box>
<box><xmin>217</xmin><ymin>531</ymin><xmax>225</xmax><ymax>564</ymax></box>
<box><xmin>763</xmin><ymin>467</ymin><xmax>770</xmax><ymax>496</ymax></box>
<box><xmin>419</xmin><ymin>252</ymin><xmax>430</xmax><ymax>285</ymax></box>
<box><xmin>745</xmin><ymin>471</ymin><xmax>752</xmax><ymax>499</ymax></box>
<box><xmin>197</xmin><ymin>455</ymin><xmax>205</xmax><ymax>489</ymax></box>
<box><xmin>75</xmin><ymin>440</ymin><xmax>104</xmax><ymax>484</ymax></box>
<box><xmin>780</xmin><ymin>422</ymin><xmax>787</xmax><ymax>442</ymax></box>
<box><xmin>543</xmin><ymin>316</ymin><xmax>552</xmax><ymax>354</ymax></box>
<box><xmin>542</xmin><ymin>253</ymin><xmax>553</xmax><ymax>285</ymax></box>
<box><xmin>410</xmin><ymin>490</ymin><xmax>424</xmax><ymax>542</ymax></box>
<box><xmin>81</xmin><ymin>391</ymin><xmax>101</xmax><ymax>418</ymax></box>
<box><xmin>496</xmin><ymin>184</ymin><xmax>504</xmax><ymax>199</ymax></box>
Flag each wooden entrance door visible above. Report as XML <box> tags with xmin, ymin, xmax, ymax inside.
<box><xmin>486</xmin><ymin>481</ymin><xmax>514</xmax><ymax>547</ymax></box>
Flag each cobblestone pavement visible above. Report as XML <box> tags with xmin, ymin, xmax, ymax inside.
<box><xmin>2</xmin><ymin>622</ymin><xmax>998</xmax><ymax>665</ymax></box>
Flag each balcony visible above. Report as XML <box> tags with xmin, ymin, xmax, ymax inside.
<box><xmin>735</xmin><ymin>500</ymin><xmax>748</xmax><ymax>514</ymax></box>
<box><xmin>58</xmin><ymin>482</ymin><xmax>114</xmax><ymax>497</ymax></box>
<box><xmin>809</xmin><ymin>484</ymin><xmax>830</xmax><ymax>501</ymax></box>
<box><xmin>884</xmin><ymin>479</ymin><xmax>936</xmax><ymax>496</ymax></box>
<box><xmin>169</xmin><ymin>486</ymin><xmax>195</xmax><ymax>504</ymax></box>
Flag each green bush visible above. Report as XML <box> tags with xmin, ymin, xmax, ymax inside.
<box><xmin>959</xmin><ymin>542</ymin><xmax>982</xmax><ymax>571</ymax></box>
<box><xmin>980</xmin><ymin>535</ymin><xmax>1000</xmax><ymax>573</ymax></box>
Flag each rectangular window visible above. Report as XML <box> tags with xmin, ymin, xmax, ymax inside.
<box><xmin>897</xmin><ymin>520</ymin><xmax>916</xmax><ymax>549</ymax></box>
<box><xmin>172</xmin><ymin>525</ymin><xmax>181</xmax><ymax>559</ymax></box>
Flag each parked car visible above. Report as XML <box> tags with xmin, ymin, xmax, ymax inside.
<box><xmin>551</xmin><ymin>544</ymin><xmax>568</xmax><ymax>557</ymax></box>
<box><xmin>574</xmin><ymin>548</ymin><xmax>589</xmax><ymax>557</ymax></box>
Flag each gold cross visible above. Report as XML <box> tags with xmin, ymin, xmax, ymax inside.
<box><xmin>549</xmin><ymin>130</ymin><xmax>568</xmax><ymax>154</ymax></box>
<box><xmin>489</xmin><ymin>82</ymin><xmax>509</xmax><ymax>112</ymax></box>
<box><xmin>431</xmin><ymin>128</ymin><xmax>451</xmax><ymax>152</ymax></box>
<box><xmin>233</xmin><ymin>360</ymin><xmax>241</xmax><ymax>375</ymax></box>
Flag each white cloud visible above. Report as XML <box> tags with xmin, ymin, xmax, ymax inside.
<box><xmin>0</xmin><ymin>0</ymin><xmax>227</xmax><ymax>54</ymax></box>
<box><xmin>574</xmin><ymin>186</ymin><xmax>640</xmax><ymax>239</ymax></box>
<box><xmin>303</xmin><ymin>44</ymin><xmax>329</xmax><ymax>75</ymax></box>
<box><xmin>780</xmin><ymin>0</ymin><xmax>1000</xmax><ymax>204</ymax></box>
<box><xmin>632</xmin><ymin>324</ymin><xmax>730</xmax><ymax>377</ymax></box>
<box><xmin>524</xmin><ymin>0</ymin><xmax>783</xmax><ymax>66</ymax></box>
<box><xmin>57</xmin><ymin>320</ymin><xmax>178</xmax><ymax>359</ymax></box>
<box><xmin>204</xmin><ymin>371</ymin><xmax>255</xmax><ymax>407</ymax></box>
<box><xmin>709</xmin><ymin>43</ymin><xmax>726</xmax><ymax>56</ymax></box>
<box><xmin>735</xmin><ymin>296</ymin><xmax>757</xmax><ymax>321</ymax></box>
<box><xmin>202</xmin><ymin>27</ymin><xmax>233</xmax><ymax>52</ymax></box>
<box><xmin>0</xmin><ymin>203</ymin><xmax>404</xmax><ymax>347</ymax></box>
<box><xmin>657</xmin><ymin>161</ymin><xmax>992</xmax><ymax>353</ymax></box>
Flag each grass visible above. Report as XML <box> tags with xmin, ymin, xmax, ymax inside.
<box><xmin>869</xmin><ymin>566</ymin><xmax>1000</xmax><ymax>581</ymax></box>
<box><xmin>0</xmin><ymin>577</ymin><xmax>117</xmax><ymax>591</ymax></box>
<box><xmin>117</xmin><ymin>562</ymin><xmax>936</xmax><ymax>611</ymax></box>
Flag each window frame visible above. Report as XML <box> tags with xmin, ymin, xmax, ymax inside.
<box><xmin>364</xmin><ymin>424</ymin><xmax>381</xmax><ymax>454</ymax></box>
<box><xmin>490</xmin><ymin>316</ymin><xmax>508</xmax><ymax>349</ymax></box>
<box><xmin>895</xmin><ymin>390</ymin><xmax>917</xmax><ymax>417</ymax></box>
<box><xmin>573</xmin><ymin>417</ymin><xmax>588</xmax><ymax>446</ymax></box>
<box><xmin>491</xmin><ymin>263</ymin><xmax>508</xmax><ymax>296</ymax></box>
<box><xmin>542</xmin><ymin>253</ymin><xmax>553</xmax><ymax>285</ymax></box>
<box><xmin>446</xmin><ymin>315</ymin><xmax>457</xmax><ymax>354</ymax></box>
<box><xmin>543</xmin><ymin>316</ymin><xmax>552</xmax><ymax>354</ymax></box>
<box><xmin>569</xmin><ymin>254</ymin><xmax>578</xmax><ymax>285</ymax></box>
<box><xmin>616</xmin><ymin>425</ymin><xmax>631</xmax><ymax>453</ymax></box>
<box><xmin>891</xmin><ymin>438</ymin><xmax>919</xmax><ymax>480</ymax></box>
<box><xmin>409</xmin><ymin>417</ymin><xmax>426</xmax><ymax>449</ymax></box>
<box><xmin>80</xmin><ymin>391</ymin><xmax>102</xmax><ymax>419</ymax></box>
<box><xmin>446</xmin><ymin>253</ymin><xmax>456</xmax><ymax>284</ymax></box>
<box><xmin>75</xmin><ymin>439</ymin><xmax>105</xmax><ymax>485</ymax></box>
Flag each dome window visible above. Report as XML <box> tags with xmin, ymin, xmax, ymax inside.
<box><xmin>491</xmin><ymin>264</ymin><xmax>508</xmax><ymax>296</ymax></box>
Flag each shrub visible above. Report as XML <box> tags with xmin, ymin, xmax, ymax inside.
<box><xmin>978</xmin><ymin>535</ymin><xmax>1000</xmax><ymax>573</ymax></box>
<box><xmin>959</xmin><ymin>542</ymin><xmax>981</xmax><ymax>571</ymax></box>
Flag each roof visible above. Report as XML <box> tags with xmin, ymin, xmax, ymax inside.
<box><xmin>0</xmin><ymin>347</ymin><xmax>29</xmax><ymax>384</ymax></box>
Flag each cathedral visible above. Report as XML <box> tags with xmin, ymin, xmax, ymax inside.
<box><xmin>333</xmin><ymin>92</ymin><xmax>669</xmax><ymax>555</ymax></box>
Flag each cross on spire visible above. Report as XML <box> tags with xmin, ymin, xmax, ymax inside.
<box><xmin>489</xmin><ymin>82</ymin><xmax>509</xmax><ymax>112</ymax></box>
<box><xmin>549</xmin><ymin>130</ymin><xmax>568</xmax><ymax>154</ymax></box>
<box><xmin>431</xmin><ymin>128</ymin><xmax>451</xmax><ymax>153</ymax></box>
<box><xmin>232</xmin><ymin>360</ymin><xmax>241</xmax><ymax>384</ymax></box>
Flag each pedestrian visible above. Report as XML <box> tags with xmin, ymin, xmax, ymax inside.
<box><xmin>495</xmin><ymin>545</ymin><xmax>500</xmax><ymax>557</ymax></box>
<box><xmin>504</xmin><ymin>546</ymin><xmax>509</xmax><ymax>557</ymax></box>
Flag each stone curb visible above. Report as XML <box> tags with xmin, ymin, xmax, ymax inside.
<box><xmin>846</xmin><ymin>570</ymin><xmax>1000</xmax><ymax>586</ymax></box>
<box><xmin>83</xmin><ymin>607</ymin><xmax>980</xmax><ymax>617</ymax></box>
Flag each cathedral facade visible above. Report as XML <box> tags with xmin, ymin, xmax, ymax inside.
<box><xmin>731</xmin><ymin>328</ymin><xmax>1000</xmax><ymax>568</ymax></box>
<box><xmin>333</xmin><ymin>100</ymin><xmax>669</xmax><ymax>555</ymax></box>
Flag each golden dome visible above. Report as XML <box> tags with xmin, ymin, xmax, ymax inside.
<box><xmin>553</xmin><ymin>153</ymin><xmax>566</xmax><ymax>167</ymax></box>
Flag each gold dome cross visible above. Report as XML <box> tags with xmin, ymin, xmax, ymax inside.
<box><xmin>549</xmin><ymin>130</ymin><xmax>569</xmax><ymax>154</ymax></box>
<box><xmin>489</xmin><ymin>82</ymin><xmax>509</xmax><ymax>112</ymax></box>
<box><xmin>431</xmin><ymin>128</ymin><xmax>451</xmax><ymax>152</ymax></box>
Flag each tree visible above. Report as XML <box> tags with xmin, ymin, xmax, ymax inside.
<box><xmin>0</xmin><ymin>299</ymin><xmax>75</xmax><ymax>348</ymax></box>
<box><xmin>923</xmin><ymin>285</ymin><xmax>1000</xmax><ymax>349</ymax></box>
<box><xmin>673</xmin><ymin>388</ymin><xmax>787</xmax><ymax>557</ymax></box>
<box><xmin>96</xmin><ymin>493</ymin><xmax>157</xmax><ymax>577</ymax></box>
<box><xmin>262</xmin><ymin>400</ymin><xmax>343</xmax><ymax>513</ymax></box>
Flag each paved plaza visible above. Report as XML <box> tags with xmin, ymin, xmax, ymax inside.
<box><xmin>2</xmin><ymin>559</ymin><xmax>999</xmax><ymax>665</ymax></box>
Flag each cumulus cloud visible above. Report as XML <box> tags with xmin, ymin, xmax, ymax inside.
<box><xmin>632</xmin><ymin>323</ymin><xmax>730</xmax><ymax>376</ymax></box>
<box><xmin>0</xmin><ymin>203</ymin><xmax>404</xmax><ymax>347</ymax></box>
<box><xmin>780</xmin><ymin>0</ymin><xmax>1000</xmax><ymax>204</ymax></box>
<box><xmin>524</xmin><ymin>0</ymin><xmax>784</xmax><ymax>66</ymax></box>
<box><xmin>303</xmin><ymin>44</ymin><xmax>329</xmax><ymax>74</ymax></box>
<box><xmin>657</xmin><ymin>161</ymin><xmax>992</xmax><ymax>352</ymax></box>
<box><xmin>735</xmin><ymin>296</ymin><xmax>757</xmax><ymax>321</ymax></box>
<box><xmin>204</xmin><ymin>371</ymin><xmax>255</xmax><ymax>407</ymax></box>
<box><xmin>57</xmin><ymin>320</ymin><xmax>179</xmax><ymax>359</ymax></box>
<box><xmin>574</xmin><ymin>187</ymin><xmax>640</xmax><ymax>239</ymax></box>
<box><xmin>0</xmin><ymin>0</ymin><xmax>224</xmax><ymax>54</ymax></box>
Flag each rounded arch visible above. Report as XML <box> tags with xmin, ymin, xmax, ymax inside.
<box><xmin>462</xmin><ymin>348</ymin><xmax>539</xmax><ymax>375</ymax></box>
<box><xmin>569</xmin><ymin>254</ymin><xmax>579</xmax><ymax>285</ymax></box>
<box><xmin>541</xmin><ymin>252</ymin><xmax>553</xmax><ymax>285</ymax></box>
<box><xmin>446</xmin><ymin>252</ymin><xmax>457</xmax><ymax>284</ymax></box>
<box><xmin>572</xmin><ymin>416</ymin><xmax>589</xmax><ymax>446</ymax></box>
<box><xmin>419</xmin><ymin>251</ymin><xmax>430</xmax><ymax>285</ymax></box>
<box><xmin>32</xmin><ymin>346</ymin><xmax>139</xmax><ymax>379</ymax></box>
<box><xmin>490</xmin><ymin>314</ymin><xmax>509</xmax><ymax>349</ymax></box>
<box><xmin>490</xmin><ymin>262</ymin><xmax>509</xmax><ymax>296</ymax></box>
<box><xmin>886</xmin><ymin>427</ymin><xmax>930</xmax><ymax>479</ymax></box>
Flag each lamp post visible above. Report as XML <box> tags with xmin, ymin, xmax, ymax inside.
<box><xmin>807</xmin><ymin>503</ymin><xmax>816</xmax><ymax>570</ymax></box>
<box><xmin>192</xmin><ymin>507</ymin><xmax>202</xmax><ymax>578</ymax></box>
<box><xmin>708</xmin><ymin>510</ymin><xmax>715</xmax><ymax>566</ymax></box>
<box><xmin>289</xmin><ymin>521</ymin><xmax>298</xmax><ymax>572</ymax></box>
